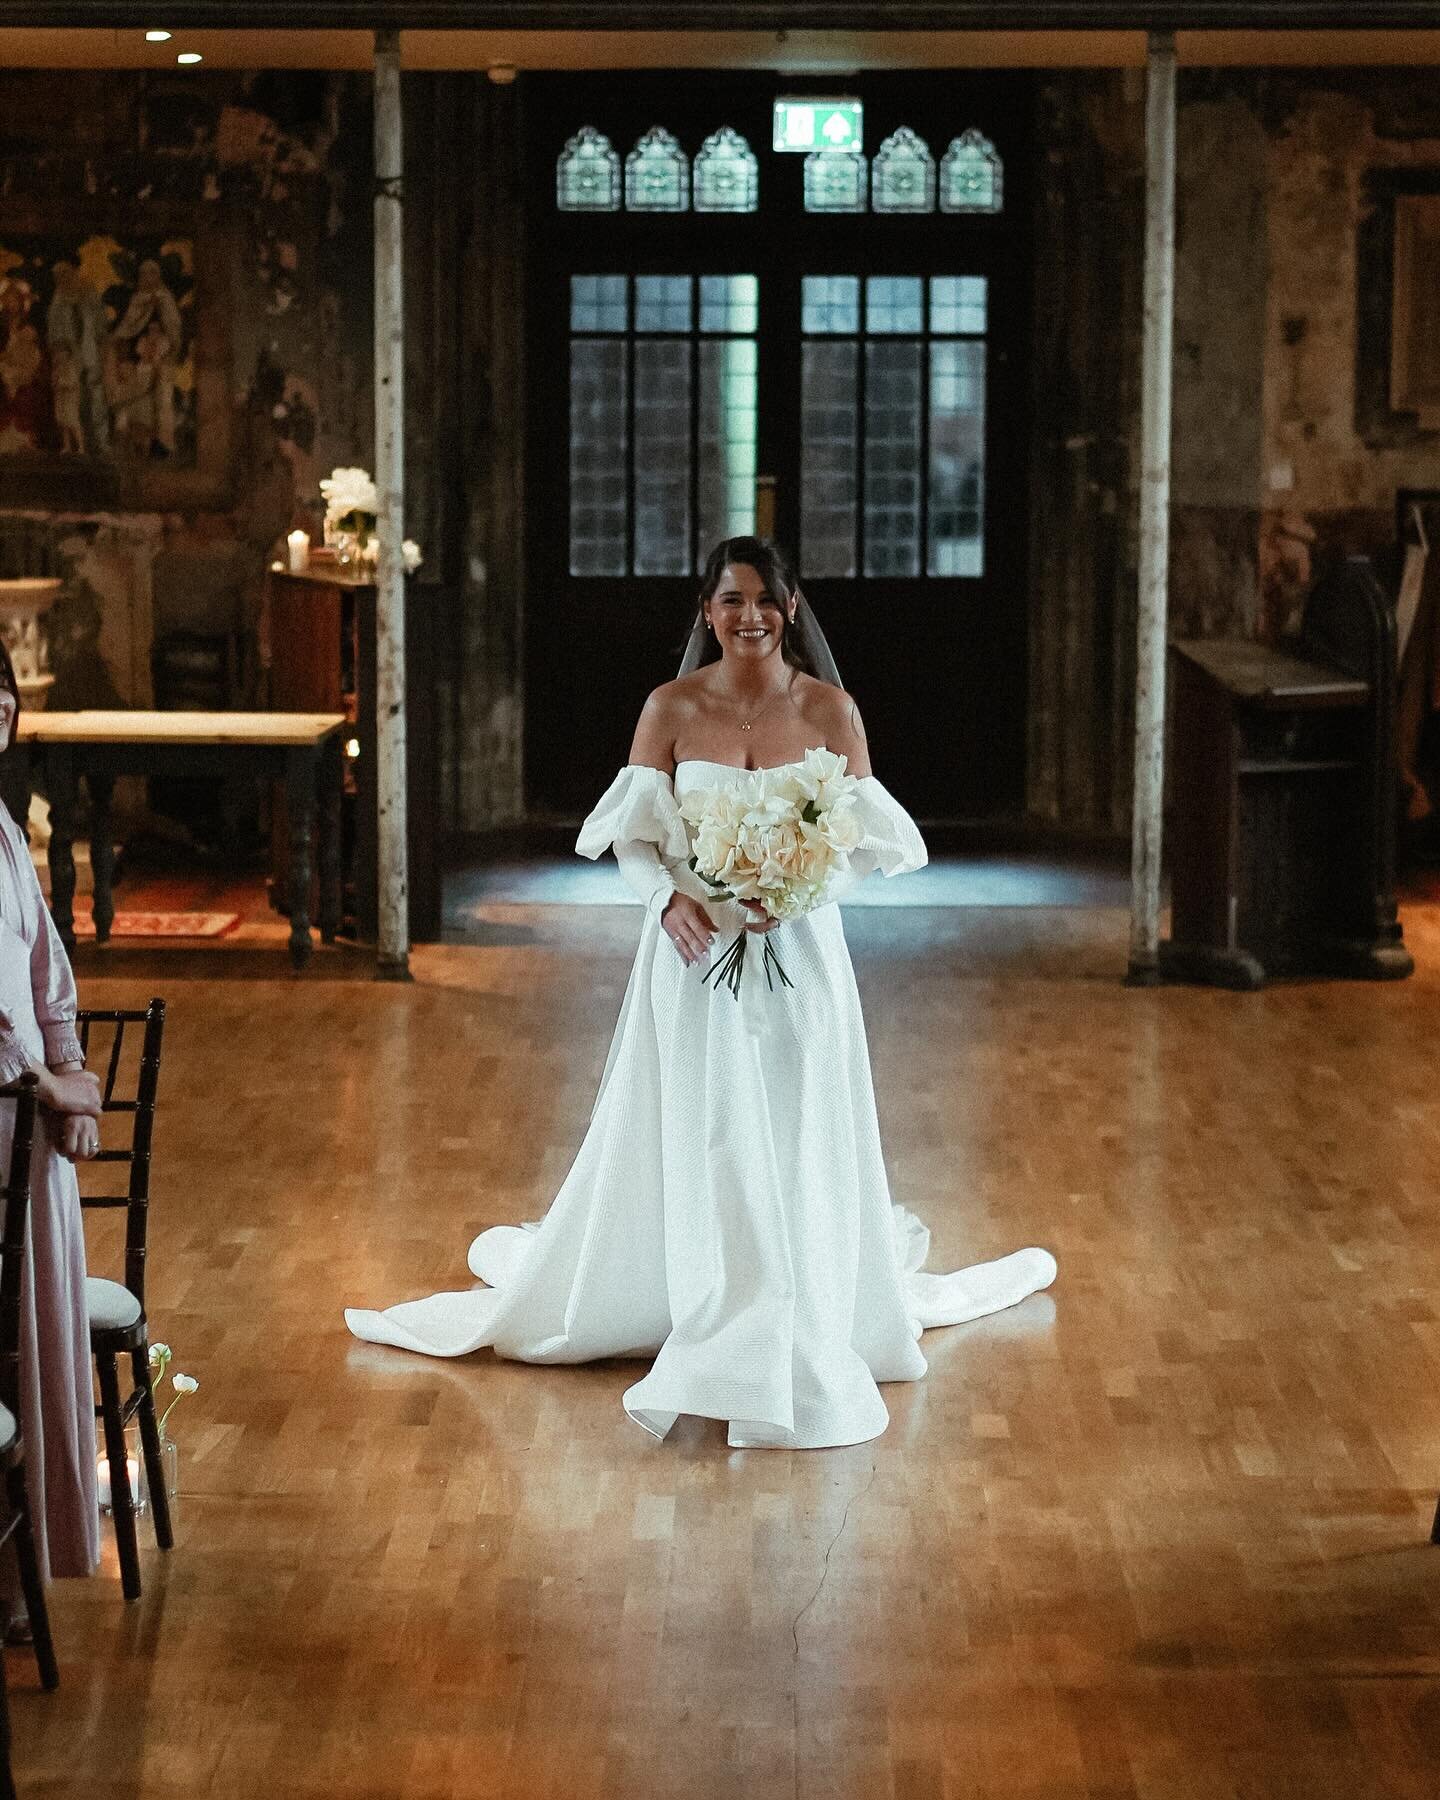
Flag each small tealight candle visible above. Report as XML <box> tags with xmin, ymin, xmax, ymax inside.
<box><xmin>286</xmin><ymin>529</ymin><xmax>311</xmax><ymax>573</ymax></box>
<box><xmin>96</xmin><ymin>1449</ymin><xmax>141</xmax><ymax>1510</ymax></box>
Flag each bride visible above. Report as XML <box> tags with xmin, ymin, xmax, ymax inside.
<box><xmin>346</xmin><ymin>537</ymin><xmax>1056</xmax><ymax>1449</ymax></box>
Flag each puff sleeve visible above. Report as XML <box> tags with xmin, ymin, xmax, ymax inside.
<box><xmin>576</xmin><ymin>767</ymin><xmax>690</xmax><ymax>920</ymax></box>
<box><xmin>821</xmin><ymin>776</ymin><xmax>929</xmax><ymax>906</ymax></box>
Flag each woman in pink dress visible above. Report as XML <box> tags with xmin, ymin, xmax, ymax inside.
<box><xmin>0</xmin><ymin>639</ymin><xmax>103</xmax><ymax>1624</ymax></box>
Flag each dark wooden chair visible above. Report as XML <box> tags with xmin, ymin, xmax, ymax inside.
<box><xmin>0</xmin><ymin>1073</ymin><xmax>60</xmax><ymax>1712</ymax></box>
<box><xmin>77</xmin><ymin>1001</ymin><xmax>172</xmax><ymax>1602</ymax></box>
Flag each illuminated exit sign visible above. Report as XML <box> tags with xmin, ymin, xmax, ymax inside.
<box><xmin>773</xmin><ymin>98</ymin><xmax>863</xmax><ymax>154</ymax></box>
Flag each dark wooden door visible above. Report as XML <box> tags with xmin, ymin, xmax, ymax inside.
<box><xmin>525</xmin><ymin>70</ymin><xmax>1034</xmax><ymax>820</ymax></box>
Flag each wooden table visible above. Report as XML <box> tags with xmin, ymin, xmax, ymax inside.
<box><xmin>16</xmin><ymin>710</ymin><xmax>347</xmax><ymax>969</ymax></box>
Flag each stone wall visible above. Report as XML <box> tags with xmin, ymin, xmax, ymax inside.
<box><xmin>1032</xmin><ymin>65</ymin><xmax>1440</xmax><ymax>833</ymax></box>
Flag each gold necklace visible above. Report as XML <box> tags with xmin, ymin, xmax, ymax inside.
<box><xmin>718</xmin><ymin>672</ymin><xmax>793</xmax><ymax>733</ymax></box>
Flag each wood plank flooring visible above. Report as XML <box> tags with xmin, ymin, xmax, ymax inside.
<box><xmin>13</xmin><ymin>898</ymin><xmax>1440</xmax><ymax>1798</ymax></box>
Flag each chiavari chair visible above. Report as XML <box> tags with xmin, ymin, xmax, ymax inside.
<box><xmin>77</xmin><ymin>1001</ymin><xmax>172</xmax><ymax>1602</ymax></box>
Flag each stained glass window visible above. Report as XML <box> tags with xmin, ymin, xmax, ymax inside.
<box><xmin>566</xmin><ymin>274</ymin><xmax>760</xmax><ymax>576</ymax></box>
<box><xmin>569</xmin><ymin>340</ymin><xmax>628</xmax><ymax>576</ymax></box>
<box><xmin>866</xmin><ymin>275</ymin><xmax>924</xmax><ymax>336</ymax></box>
<box><xmin>929</xmin><ymin>275</ymin><xmax>988</xmax><ymax>336</ymax></box>
<box><xmin>872</xmin><ymin>128</ymin><xmax>936</xmax><ymax>214</ymax></box>
<box><xmin>801</xmin><ymin>342</ymin><xmax>859</xmax><ymax>579</ymax></box>
<box><xmin>570</xmin><ymin>274</ymin><xmax>627</xmax><ymax>334</ymax></box>
<box><xmin>800</xmin><ymin>270</ymin><xmax>989</xmax><ymax>581</ymax></box>
<box><xmin>699</xmin><ymin>338</ymin><xmax>759</xmax><ymax>552</ymax></box>
<box><xmin>634</xmin><ymin>275</ymin><xmax>692</xmax><ymax>334</ymax></box>
<box><xmin>929</xmin><ymin>340</ymin><xmax>986</xmax><ymax>576</ymax></box>
<box><xmin>801</xmin><ymin>275</ymin><xmax>860</xmax><ymax>336</ymax></box>
<box><xmin>941</xmin><ymin>129</ymin><xmax>1003</xmax><ymax>215</ymax></box>
<box><xmin>694</xmin><ymin>126</ymin><xmax>759</xmax><ymax>213</ymax></box>
<box><xmin>700</xmin><ymin>274</ymin><xmax>758</xmax><ymax>335</ymax></box>
<box><xmin>625</xmin><ymin>126</ymin><xmax>690</xmax><ymax>213</ymax></box>
<box><xmin>803</xmin><ymin>152</ymin><xmax>868</xmax><ymax>214</ymax></box>
<box><xmin>557</xmin><ymin>126</ymin><xmax>621</xmax><ymax>213</ymax></box>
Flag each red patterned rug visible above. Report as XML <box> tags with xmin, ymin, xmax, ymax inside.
<box><xmin>71</xmin><ymin>906</ymin><xmax>240</xmax><ymax>940</ymax></box>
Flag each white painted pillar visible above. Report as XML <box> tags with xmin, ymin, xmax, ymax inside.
<box><xmin>1127</xmin><ymin>30</ymin><xmax>1177</xmax><ymax>985</ymax></box>
<box><xmin>373</xmin><ymin>28</ymin><xmax>410</xmax><ymax>979</ymax></box>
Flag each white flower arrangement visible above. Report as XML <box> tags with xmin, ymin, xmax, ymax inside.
<box><xmin>678</xmin><ymin>746</ymin><xmax>864</xmax><ymax>996</ymax></box>
<box><xmin>318</xmin><ymin>467</ymin><xmax>423</xmax><ymax>573</ymax></box>
<box><xmin>319</xmin><ymin>465</ymin><xmax>378</xmax><ymax>529</ymax></box>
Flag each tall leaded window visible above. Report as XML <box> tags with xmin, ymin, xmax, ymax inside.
<box><xmin>941</xmin><ymin>129</ymin><xmax>1003</xmax><ymax>214</ymax></box>
<box><xmin>694</xmin><ymin>127</ymin><xmax>759</xmax><ymax>213</ymax></box>
<box><xmin>872</xmin><ymin>128</ymin><xmax>937</xmax><ymax>215</ymax></box>
<box><xmin>556</xmin><ymin>126</ymin><xmax>622</xmax><ymax>212</ymax></box>
<box><xmin>625</xmin><ymin>127</ymin><xmax>690</xmax><ymax>213</ymax></box>
<box><xmin>568</xmin><ymin>274</ymin><xmax>759</xmax><ymax>577</ymax></box>
<box><xmin>800</xmin><ymin>273</ymin><xmax>988</xmax><ymax>579</ymax></box>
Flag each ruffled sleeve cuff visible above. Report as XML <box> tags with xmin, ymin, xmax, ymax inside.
<box><xmin>851</xmin><ymin>776</ymin><xmax>928</xmax><ymax>877</ymax></box>
<box><xmin>42</xmin><ymin>1022</ymin><xmax>84</xmax><ymax>1067</ymax></box>
<box><xmin>576</xmin><ymin>766</ymin><xmax>691</xmax><ymax>862</ymax></box>
<box><xmin>0</xmin><ymin>1043</ymin><xmax>29</xmax><ymax>1088</ymax></box>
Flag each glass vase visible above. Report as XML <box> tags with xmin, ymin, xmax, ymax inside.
<box><xmin>96</xmin><ymin>1424</ymin><xmax>178</xmax><ymax>1518</ymax></box>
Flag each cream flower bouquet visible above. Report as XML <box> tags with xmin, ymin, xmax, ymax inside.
<box><xmin>678</xmin><ymin>746</ymin><xmax>864</xmax><ymax>998</ymax></box>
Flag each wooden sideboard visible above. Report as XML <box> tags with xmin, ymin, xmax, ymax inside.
<box><xmin>267</xmin><ymin>568</ymin><xmax>440</xmax><ymax>944</ymax></box>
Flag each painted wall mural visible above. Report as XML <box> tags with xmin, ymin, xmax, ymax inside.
<box><xmin>0</xmin><ymin>236</ymin><xmax>195</xmax><ymax>466</ymax></box>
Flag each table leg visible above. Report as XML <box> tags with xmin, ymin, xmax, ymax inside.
<box><xmin>318</xmin><ymin>734</ymin><xmax>342</xmax><ymax>945</ymax></box>
<box><xmin>45</xmin><ymin>748</ymin><xmax>79</xmax><ymax>959</ymax></box>
<box><xmin>286</xmin><ymin>746</ymin><xmax>317</xmax><ymax>969</ymax></box>
<box><xmin>88</xmin><ymin>765</ymin><xmax>117</xmax><ymax>944</ymax></box>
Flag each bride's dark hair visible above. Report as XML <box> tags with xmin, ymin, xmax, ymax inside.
<box><xmin>690</xmin><ymin>537</ymin><xmax>822</xmax><ymax>678</ymax></box>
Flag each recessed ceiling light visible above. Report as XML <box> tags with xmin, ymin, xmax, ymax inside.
<box><xmin>176</xmin><ymin>52</ymin><xmax>203</xmax><ymax>65</ymax></box>
<box><xmin>145</xmin><ymin>29</ymin><xmax>172</xmax><ymax>41</ymax></box>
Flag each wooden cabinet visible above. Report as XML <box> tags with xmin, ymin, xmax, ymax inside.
<box><xmin>1160</xmin><ymin>558</ymin><xmax>1412</xmax><ymax>988</ymax></box>
<box><xmin>267</xmin><ymin>568</ymin><xmax>440</xmax><ymax>944</ymax></box>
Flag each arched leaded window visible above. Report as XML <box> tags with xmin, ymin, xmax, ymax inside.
<box><xmin>625</xmin><ymin>126</ymin><xmax>690</xmax><ymax>213</ymax></box>
<box><xmin>694</xmin><ymin>126</ymin><xmax>759</xmax><ymax>213</ymax></box>
<box><xmin>556</xmin><ymin>126</ymin><xmax>621</xmax><ymax>212</ymax></box>
<box><xmin>804</xmin><ymin>152</ymin><xmax>868</xmax><ymax>214</ymax></box>
<box><xmin>941</xmin><ymin>129</ymin><xmax>1003</xmax><ymax>214</ymax></box>
<box><xmin>872</xmin><ymin>128</ymin><xmax>936</xmax><ymax>214</ymax></box>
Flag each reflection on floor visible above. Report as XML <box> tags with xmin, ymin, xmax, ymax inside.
<box><xmin>445</xmin><ymin>844</ymin><xmax>1134</xmax><ymax>928</ymax></box>
<box><xmin>18</xmin><ymin>901</ymin><xmax>1440</xmax><ymax>1798</ymax></box>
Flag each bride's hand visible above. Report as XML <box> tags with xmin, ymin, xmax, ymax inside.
<box><xmin>661</xmin><ymin>893</ymin><xmax>717</xmax><ymax>965</ymax></box>
<box><xmin>742</xmin><ymin>900</ymin><xmax>781</xmax><ymax>934</ymax></box>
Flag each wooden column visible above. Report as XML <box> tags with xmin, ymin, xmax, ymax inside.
<box><xmin>373</xmin><ymin>28</ymin><xmax>410</xmax><ymax>979</ymax></box>
<box><xmin>1127</xmin><ymin>30</ymin><xmax>1177</xmax><ymax>984</ymax></box>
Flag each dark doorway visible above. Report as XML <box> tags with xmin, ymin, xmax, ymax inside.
<box><xmin>525</xmin><ymin>69</ymin><xmax>1034</xmax><ymax>821</ymax></box>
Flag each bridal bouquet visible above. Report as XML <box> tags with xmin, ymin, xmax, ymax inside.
<box><xmin>678</xmin><ymin>746</ymin><xmax>865</xmax><ymax>999</ymax></box>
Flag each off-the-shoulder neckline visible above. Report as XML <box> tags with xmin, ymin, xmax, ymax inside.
<box><xmin>675</xmin><ymin>753</ymin><xmax>827</xmax><ymax>775</ymax></box>
<box><xmin>624</xmin><ymin>757</ymin><xmax>877</xmax><ymax>780</ymax></box>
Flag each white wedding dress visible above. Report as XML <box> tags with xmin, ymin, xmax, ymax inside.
<box><xmin>345</xmin><ymin>759</ymin><xmax>1057</xmax><ymax>1449</ymax></box>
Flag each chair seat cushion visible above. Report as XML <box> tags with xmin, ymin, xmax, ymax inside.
<box><xmin>86</xmin><ymin>1277</ymin><xmax>143</xmax><ymax>1333</ymax></box>
<box><xmin>0</xmin><ymin>1401</ymin><xmax>15</xmax><ymax>1455</ymax></box>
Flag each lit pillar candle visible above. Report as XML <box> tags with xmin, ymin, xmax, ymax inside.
<box><xmin>286</xmin><ymin>530</ymin><xmax>311</xmax><ymax>573</ymax></box>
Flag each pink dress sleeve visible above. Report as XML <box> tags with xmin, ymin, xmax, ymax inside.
<box><xmin>0</xmin><ymin>806</ymin><xmax>82</xmax><ymax>1072</ymax></box>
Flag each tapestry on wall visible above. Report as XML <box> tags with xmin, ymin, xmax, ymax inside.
<box><xmin>0</xmin><ymin>235</ymin><xmax>196</xmax><ymax>468</ymax></box>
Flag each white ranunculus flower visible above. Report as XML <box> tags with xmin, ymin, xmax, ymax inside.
<box><xmin>402</xmin><ymin>539</ymin><xmax>423</xmax><ymax>573</ymax></box>
<box><xmin>171</xmin><ymin>1373</ymin><xmax>199</xmax><ymax>1395</ymax></box>
<box><xmin>148</xmin><ymin>1342</ymin><xmax>171</xmax><ymax>1365</ymax></box>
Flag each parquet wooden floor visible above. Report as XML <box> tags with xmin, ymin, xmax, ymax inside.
<box><xmin>12</xmin><ymin>898</ymin><xmax>1440</xmax><ymax>1799</ymax></box>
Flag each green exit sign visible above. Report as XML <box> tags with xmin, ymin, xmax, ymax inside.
<box><xmin>773</xmin><ymin>98</ymin><xmax>863</xmax><ymax>154</ymax></box>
